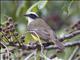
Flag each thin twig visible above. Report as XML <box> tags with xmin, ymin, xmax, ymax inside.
<box><xmin>24</xmin><ymin>51</ymin><xmax>35</xmax><ymax>60</ymax></box>
<box><xmin>68</xmin><ymin>46</ymin><xmax>79</xmax><ymax>60</ymax></box>
<box><xmin>0</xmin><ymin>42</ymin><xmax>9</xmax><ymax>60</ymax></box>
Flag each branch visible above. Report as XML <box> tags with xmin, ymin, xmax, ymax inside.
<box><xmin>44</xmin><ymin>40</ymin><xmax>80</xmax><ymax>49</ymax></box>
<box><xmin>1</xmin><ymin>40</ymin><xmax>79</xmax><ymax>50</ymax></box>
<box><xmin>59</xmin><ymin>30</ymin><xmax>80</xmax><ymax>42</ymax></box>
<box><xmin>0</xmin><ymin>30</ymin><xmax>80</xmax><ymax>52</ymax></box>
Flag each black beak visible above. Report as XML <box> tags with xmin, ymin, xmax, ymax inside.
<box><xmin>24</xmin><ymin>14</ymin><xmax>29</xmax><ymax>16</ymax></box>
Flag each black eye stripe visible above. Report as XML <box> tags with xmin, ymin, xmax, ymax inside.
<box><xmin>29</xmin><ymin>14</ymin><xmax>38</xmax><ymax>19</ymax></box>
<box><xmin>30</xmin><ymin>14</ymin><xmax>36</xmax><ymax>17</ymax></box>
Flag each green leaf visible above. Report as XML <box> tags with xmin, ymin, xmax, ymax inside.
<box><xmin>16</xmin><ymin>1</ymin><xmax>30</xmax><ymax>17</ymax></box>
<box><xmin>38</xmin><ymin>1</ymin><xmax>48</xmax><ymax>9</ymax></box>
<box><xmin>27</xmin><ymin>0</ymin><xmax>48</xmax><ymax>13</ymax></box>
<box><xmin>24</xmin><ymin>32</ymin><xmax>32</xmax><ymax>44</ymax></box>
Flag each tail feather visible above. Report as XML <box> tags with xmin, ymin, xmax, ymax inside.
<box><xmin>54</xmin><ymin>40</ymin><xmax>64</xmax><ymax>50</ymax></box>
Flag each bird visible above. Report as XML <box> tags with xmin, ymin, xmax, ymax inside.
<box><xmin>24</xmin><ymin>12</ymin><xmax>64</xmax><ymax>50</ymax></box>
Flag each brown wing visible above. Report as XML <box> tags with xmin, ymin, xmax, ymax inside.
<box><xmin>29</xmin><ymin>28</ymin><xmax>50</xmax><ymax>41</ymax></box>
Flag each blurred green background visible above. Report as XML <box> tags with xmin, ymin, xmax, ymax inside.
<box><xmin>1</xmin><ymin>0</ymin><xmax>80</xmax><ymax>33</ymax></box>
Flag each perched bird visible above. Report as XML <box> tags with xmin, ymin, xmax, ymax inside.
<box><xmin>24</xmin><ymin>12</ymin><xmax>64</xmax><ymax>50</ymax></box>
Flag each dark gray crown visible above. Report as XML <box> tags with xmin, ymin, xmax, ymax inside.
<box><xmin>24</xmin><ymin>12</ymin><xmax>39</xmax><ymax>19</ymax></box>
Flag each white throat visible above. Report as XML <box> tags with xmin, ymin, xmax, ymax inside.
<box><xmin>27</xmin><ymin>17</ymin><xmax>34</xmax><ymax>25</ymax></box>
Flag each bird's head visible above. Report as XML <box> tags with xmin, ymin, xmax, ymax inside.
<box><xmin>24</xmin><ymin>12</ymin><xmax>39</xmax><ymax>24</ymax></box>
